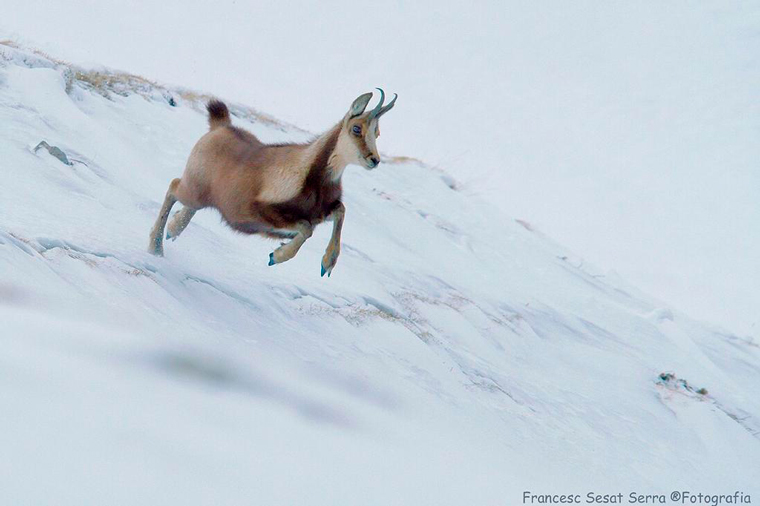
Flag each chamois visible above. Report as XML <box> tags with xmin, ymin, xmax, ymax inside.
<box><xmin>147</xmin><ymin>89</ymin><xmax>397</xmax><ymax>276</ymax></box>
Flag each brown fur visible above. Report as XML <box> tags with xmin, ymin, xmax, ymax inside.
<box><xmin>174</xmin><ymin>122</ymin><xmax>343</xmax><ymax>231</ymax></box>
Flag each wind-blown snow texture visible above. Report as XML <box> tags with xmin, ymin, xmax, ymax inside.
<box><xmin>1</xmin><ymin>45</ymin><xmax>758</xmax><ymax>505</ymax></box>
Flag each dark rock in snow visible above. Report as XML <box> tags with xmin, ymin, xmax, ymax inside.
<box><xmin>33</xmin><ymin>141</ymin><xmax>73</xmax><ymax>166</ymax></box>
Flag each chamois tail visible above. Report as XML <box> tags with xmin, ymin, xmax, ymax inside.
<box><xmin>206</xmin><ymin>100</ymin><xmax>231</xmax><ymax>130</ymax></box>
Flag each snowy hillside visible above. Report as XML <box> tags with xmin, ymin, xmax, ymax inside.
<box><xmin>4</xmin><ymin>2</ymin><xmax>758</xmax><ymax>338</ymax></box>
<box><xmin>1</xmin><ymin>44</ymin><xmax>758</xmax><ymax>504</ymax></box>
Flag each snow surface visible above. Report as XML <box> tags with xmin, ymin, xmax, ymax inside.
<box><xmin>2</xmin><ymin>1</ymin><xmax>758</xmax><ymax>338</ymax></box>
<box><xmin>1</xmin><ymin>44</ymin><xmax>759</xmax><ymax>504</ymax></box>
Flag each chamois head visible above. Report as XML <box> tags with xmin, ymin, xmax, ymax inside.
<box><xmin>339</xmin><ymin>88</ymin><xmax>397</xmax><ymax>170</ymax></box>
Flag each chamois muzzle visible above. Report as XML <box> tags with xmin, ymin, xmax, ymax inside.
<box><xmin>366</xmin><ymin>156</ymin><xmax>380</xmax><ymax>169</ymax></box>
<box><xmin>368</xmin><ymin>88</ymin><xmax>397</xmax><ymax>120</ymax></box>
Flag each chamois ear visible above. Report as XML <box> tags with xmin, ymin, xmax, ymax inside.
<box><xmin>349</xmin><ymin>92</ymin><xmax>373</xmax><ymax>117</ymax></box>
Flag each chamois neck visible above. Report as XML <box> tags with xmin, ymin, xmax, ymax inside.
<box><xmin>308</xmin><ymin>123</ymin><xmax>347</xmax><ymax>182</ymax></box>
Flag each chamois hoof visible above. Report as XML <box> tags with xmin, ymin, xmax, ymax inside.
<box><xmin>268</xmin><ymin>252</ymin><xmax>276</xmax><ymax>266</ymax></box>
<box><xmin>165</xmin><ymin>230</ymin><xmax>173</xmax><ymax>241</ymax></box>
<box><xmin>148</xmin><ymin>237</ymin><xmax>164</xmax><ymax>257</ymax></box>
<box><xmin>321</xmin><ymin>250</ymin><xmax>338</xmax><ymax>277</ymax></box>
<box><xmin>321</xmin><ymin>265</ymin><xmax>326</xmax><ymax>277</ymax></box>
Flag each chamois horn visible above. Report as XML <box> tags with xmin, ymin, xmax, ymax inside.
<box><xmin>369</xmin><ymin>88</ymin><xmax>397</xmax><ymax>119</ymax></box>
<box><xmin>376</xmin><ymin>93</ymin><xmax>397</xmax><ymax>118</ymax></box>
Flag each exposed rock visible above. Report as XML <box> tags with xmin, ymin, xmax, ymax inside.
<box><xmin>33</xmin><ymin>141</ymin><xmax>73</xmax><ymax>166</ymax></box>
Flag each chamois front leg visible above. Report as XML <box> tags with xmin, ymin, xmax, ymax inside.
<box><xmin>268</xmin><ymin>220</ymin><xmax>313</xmax><ymax>266</ymax></box>
<box><xmin>321</xmin><ymin>202</ymin><xmax>345</xmax><ymax>277</ymax></box>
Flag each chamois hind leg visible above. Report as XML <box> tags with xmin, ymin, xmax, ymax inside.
<box><xmin>321</xmin><ymin>202</ymin><xmax>345</xmax><ymax>277</ymax></box>
<box><xmin>268</xmin><ymin>220</ymin><xmax>313</xmax><ymax>266</ymax></box>
<box><xmin>147</xmin><ymin>178</ymin><xmax>180</xmax><ymax>256</ymax></box>
<box><xmin>166</xmin><ymin>207</ymin><xmax>197</xmax><ymax>241</ymax></box>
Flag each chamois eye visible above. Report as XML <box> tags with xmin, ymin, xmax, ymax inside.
<box><xmin>352</xmin><ymin>125</ymin><xmax>362</xmax><ymax>136</ymax></box>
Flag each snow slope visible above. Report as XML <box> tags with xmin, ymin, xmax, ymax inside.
<box><xmin>3</xmin><ymin>1</ymin><xmax>758</xmax><ymax>338</ymax></box>
<box><xmin>1</xmin><ymin>44</ymin><xmax>758</xmax><ymax>505</ymax></box>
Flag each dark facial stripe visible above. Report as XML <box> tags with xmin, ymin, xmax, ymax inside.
<box><xmin>356</xmin><ymin>137</ymin><xmax>372</xmax><ymax>158</ymax></box>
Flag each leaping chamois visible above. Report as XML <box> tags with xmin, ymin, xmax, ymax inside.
<box><xmin>148</xmin><ymin>89</ymin><xmax>397</xmax><ymax>276</ymax></box>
